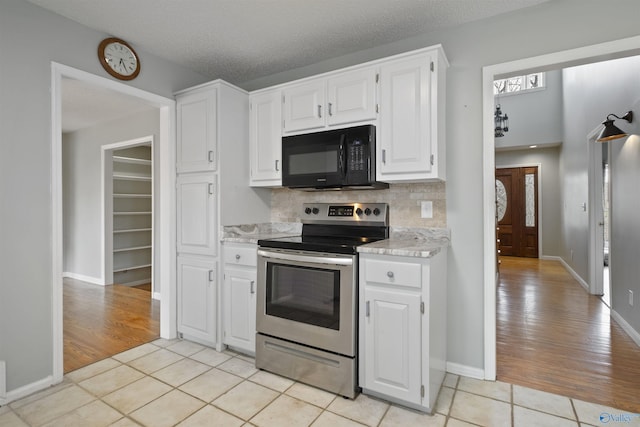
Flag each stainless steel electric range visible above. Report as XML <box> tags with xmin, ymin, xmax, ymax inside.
<box><xmin>255</xmin><ymin>202</ymin><xmax>389</xmax><ymax>398</ymax></box>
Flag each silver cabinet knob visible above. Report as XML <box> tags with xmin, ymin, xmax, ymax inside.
<box><xmin>235</xmin><ymin>254</ymin><xmax>241</xmax><ymax>260</ymax></box>
<box><xmin>387</xmin><ymin>271</ymin><xmax>394</xmax><ymax>278</ymax></box>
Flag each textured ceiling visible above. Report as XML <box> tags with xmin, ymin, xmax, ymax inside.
<box><xmin>29</xmin><ymin>0</ymin><xmax>550</xmax><ymax>85</ymax></box>
<box><xmin>37</xmin><ymin>0</ymin><xmax>551</xmax><ymax>132</ymax></box>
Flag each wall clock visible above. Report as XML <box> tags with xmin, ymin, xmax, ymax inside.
<box><xmin>98</xmin><ymin>37</ymin><xmax>140</xmax><ymax>80</ymax></box>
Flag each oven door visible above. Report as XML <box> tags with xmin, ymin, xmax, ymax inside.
<box><xmin>256</xmin><ymin>248</ymin><xmax>356</xmax><ymax>356</ymax></box>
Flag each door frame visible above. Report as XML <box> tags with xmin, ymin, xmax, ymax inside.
<box><xmin>495</xmin><ymin>163</ymin><xmax>542</xmax><ymax>259</ymax></box>
<box><xmin>482</xmin><ymin>35</ymin><xmax>640</xmax><ymax>380</ymax></box>
<box><xmin>51</xmin><ymin>63</ymin><xmax>177</xmax><ymax>383</ymax></box>
<box><xmin>587</xmin><ymin>127</ymin><xmax>609</xmax><ymax>296</ymax></box>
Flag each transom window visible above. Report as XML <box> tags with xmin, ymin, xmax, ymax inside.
<box><xmin>494</xmin><ymin>72</ymin><xmax>545</xmax><ymax>95</ymax></box>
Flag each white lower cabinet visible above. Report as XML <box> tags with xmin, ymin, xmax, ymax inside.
<box><xmin>177</xmin><ymin>256</ymin><xmax>217</xmax><ymax>346</ymax></box>
<box><xmin>222</xmin><ymin>242</ymin><xmax>257</xmax><ymax>354</ymax></box>
<box><xmin>359</xmin><ymin>251</ymin><xmax>447</xmax><ymax>413</ymax></box>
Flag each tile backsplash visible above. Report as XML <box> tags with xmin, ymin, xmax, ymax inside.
<box><xmin>270</xmin><ymin>182</ymin><xmax>446</xmax><ymax>228</ymax></box>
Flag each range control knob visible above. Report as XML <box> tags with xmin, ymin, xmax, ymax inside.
<box><xmin>364</xmin><ymin>208</ymin><xmax>372</xmax><ymax>216</ymax></box>
<box><xmin>312</xmin><ymin>207</ymin><xmax>319</xmax><ymax>215</ymax></box>
<box><xmin>355</xmin><ymin>208</ymin><xmax>363</xmax><ymax>216</ymax></box>
<box><xmin>373</xmin><ymin>208</ymin><xmax>381</xmax><ymax>216</ymax></box>
<box><xmin>305</xmin><ymin>207</ymin><xmax>312</xmax><ymax>215</ymax></box>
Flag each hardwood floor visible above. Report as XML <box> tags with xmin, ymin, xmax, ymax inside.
<box><xmin>497</xmin><ymin>256</ymin><xmax>640</xmax><ymax>413</ymax></box>
<box><xmin>63</xmin><ymin>278</ymin><xmax>160</xmax><ymax>373</ymax></box>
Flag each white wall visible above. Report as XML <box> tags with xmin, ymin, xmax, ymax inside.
<box><xmin>495</xmin><ymin>70</ymin><xmax>563</xmax><ymax>150</ymax></box>
<box><xmin>495</xmin><ymin>146</ymin><xmax>562</xmax><ymax>257</ymax></box>
<box><xmin>62</xmin><ymin>109</ymin><xmax>160</xmax><ymax>284</ymax></box>
<box><xmin>241</xmin><ymin>0</ymin><xmax>640</xmax><ymax>372</ymax></box>
<box><xmin>563</xmin><ymin>55</ymin><xmax>640</xmax><ymax>334</ymax></box>
<box><xmin>0</xmin><ymin>0</ymin><xmax>208</xmax><ymax>394</ymax></box>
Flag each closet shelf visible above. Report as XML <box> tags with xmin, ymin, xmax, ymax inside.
<box><xmin>113</xmin><ymin>155</ymin><xmax>152</xmax><ymax>166</ymax></box>
<box><xmin>114</xmin><ymin>228</ymin><xmax>152</xmax><ymax>234</ymax></box>
<box><xmin>113</xmin><ymin>174</ymin><xmax>152</xmax><ymax>182</ymax></box>
<box><xmin>114</xmin><ymin>245</ymin><xmax>152</xmax><ymax>253</ymax></box>
<box><xmin>114</xmin><ymin>211</ymin><xmax>152</xmax><ymax>215</ymax></box>
<box><xmin>114</xmin><ymin>193</ymin><xmax>152</xmax><ymax>198</ymax></box>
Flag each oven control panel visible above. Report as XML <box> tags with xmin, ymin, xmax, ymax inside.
<box><xmin>302</xmin><ymin>203</ymin><xmax>388</xmax><ymax>225</ymax></box>
<box><xmin>328</xmin><ymin>206</ymin><xmax>354</xmax><ymax>217</ymax></box>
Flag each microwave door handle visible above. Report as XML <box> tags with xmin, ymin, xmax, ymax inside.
<box><xmin>339</xmin><ymin>134</ymin><xmax>347</xmax><ymax>178</ymax></box>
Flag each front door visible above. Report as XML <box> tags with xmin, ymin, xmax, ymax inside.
<box><xmin>496</xmin><ymin>167</ymin><xmax>539</xmax><ymax>258</ymax></box>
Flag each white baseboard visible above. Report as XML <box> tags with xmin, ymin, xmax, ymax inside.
<box><xmin>62</xmin><ymin>272</ymin><xmax>104</xmax><ymax>286</ymax></box>
<box><xmin>0</xmin><ymin>375</ymin><xmax>56</xmax><ymax>406</ymax></box>
<box><xmin>611</xmin><ymin>309</ymin><xmax>640</xmax><ymax>348</ymax></box>
<box><xmin>446</xmin><ymin>361</ymin><xmax>485</xmax><ymax>380</ymax></box>
<box><xmin>555</xmin><ymin>257</ymin><xmax>589</xmax><ymax>292</ymax></box>
<box><xmin>0</xmin><ymin>361</ymin><xmax>5</xmax><ymax>401</ymax></box>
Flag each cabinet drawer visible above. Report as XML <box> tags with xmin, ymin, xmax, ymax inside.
<box><xmin>364</xmin><ymin>258</ymin><xmax>421</xmax><ymax>288</ymax></box>
<box><xmin>224</xmin><ymin>245</ymin><xmax>257</xmax><ymax>267</ymax></box>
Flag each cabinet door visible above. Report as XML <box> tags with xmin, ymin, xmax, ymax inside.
<box><xmin>283</xmin><ymin>80</ymin><xmax>325</xmax><ymax>133</ymax></box>
<box><xmin>223</xmin><ymin>267</ymin><xmax>257</xmax><ymax>352</ymax></box>
<box><xmin>379</xmin><ymin>54</ymin><xmax>434</xmax><ymax>180</ymax></box>
<box><xmin>363</xmin><ymin>287</ymin><xmax>422</xmax><ymax>405</ymax></box>
<box><xmin>177</xmin><ymin>256</ymin><xmax>216</xmax><ymax>345</ymax></box>
<box><xmin>177</xmin><ymin>89</ymin><xmax>217</xmax><ymax>173</ymax></box>
<box><xmin>327</xmin><ymin>68</ymin><xmax>377</xmax><ymax>126</ymax></box>
<box><xmin>250</xmin><ymin>90</ymin><xmax>282</xmax><ymax>186</ymax></box>
<box><xmin>176</xmin><ymin>174</ymin><xmax>217</xmax><ymax>256</ymax></box>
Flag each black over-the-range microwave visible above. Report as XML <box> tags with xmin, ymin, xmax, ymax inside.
<box><xmin>281</xmin><ymin>125</ymin><xmax>388</xmax><ymax>190</ymax></box>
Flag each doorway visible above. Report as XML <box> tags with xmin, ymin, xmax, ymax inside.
<box><xmin>496</xmin><ymin>166</ymin><xmax>539</xmax><ymax>258</ymax></box>
<box><xmin>482</xmin><ymin>36</ymin><xmax>640</xmax><ymax>379</ymax></box>
<box><xmin>51</xmin><ymin>63</ymin><xmax>176</xmax><ymax>382</ymax></box>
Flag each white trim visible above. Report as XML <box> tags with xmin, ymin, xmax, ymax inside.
<box><xmin>0</xmin><ymin>360</ymin><xmax>6</xmax><ymax>401</ymax></box>
<box><xmin>587</xmin><ymin>126</ymin><xmax>605</xmax><ymax>296</ymax></box>
<box><xmin>62</xmin><ymin>272</ymin><xmax>103</xmax><ymax>286</ymax></box>
<box><xmin>446</xmin><ymin>362</ymin><xmax>485</xmax><ymax>380</ymax></box>
<box><xmin>51</xmin><ymin>62</ymin><xmax>177</xmax><ymax>388</ymax></box>
<box><xmin>483</xmin><ymin>35</ymin><xmax>640</xmax><ymax>382</ymax></box>
<box><xmin>0</xmin><ymin>375</ymin><xmax>54</xmax><ymax>406</ymax></box>
<box><xmin>611</xmin><ymin>310</ymin><xmax>640</xmax><ymax>348</ymax></box>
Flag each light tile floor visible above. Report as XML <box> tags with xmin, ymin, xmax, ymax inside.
<box><xmin>1</xmin><ymin>339</ymin><xmax>639</xmax><ymax>427</ymax></box>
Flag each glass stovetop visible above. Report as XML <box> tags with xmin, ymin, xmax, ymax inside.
<box><xmin>257</xmin><ymin>234</ymin><xmax>385</xmax><ymax>255</ymax></box>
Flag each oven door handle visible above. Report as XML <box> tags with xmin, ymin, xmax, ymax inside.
<box><xmin>257</xmin><ymin>249</ymin><xmax>353</xmax><ymax>266</ymax></box>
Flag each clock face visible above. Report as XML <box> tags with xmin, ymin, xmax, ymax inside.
<box><xmin>98</xmin><ymin>38</ymin><xmax>140</xmax><ymax>80</ymax></box>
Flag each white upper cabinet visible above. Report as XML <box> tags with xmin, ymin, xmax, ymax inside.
<box><xmin>327</xmin><ymin>68</ymin><xmax>377</xmax><ymax>126</ymax></box>
<box><xmin>282</xmin><ymin>80</ymin><xmax>326</xmax><ymax>133</ymax></box>
<box><xmin>249</xmin><ymin>45</ymin><xmax>448</xmax><ymax>185</ymax></box>
<box><xmin>177</xmin><ymin>88</ymin><xmax>217</xmax><ymax>173</ymax></box>
<box><xmin>249</xmin><ymin>89</ymin><xmax>282</xmax><ymax>187</ymax></box>
<box><xmin>283</xmin><ymin>67</ymin><xmax>377</xmax><ymax>134</ymax></box>
<box><xmin>378</xmin><ymin>47</ymin><xmax>447</xmax><ymax>182</ymax></box>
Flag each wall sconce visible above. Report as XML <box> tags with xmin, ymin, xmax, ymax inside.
<box><xmin>596</xmin><ymin>111</ymin><xmax>633</xmax><ymax>142</ymax></box>
<box><xmin>495</xmin><ymin>104</ymin><xmax>509</xmax><ymax>138</ymax></box>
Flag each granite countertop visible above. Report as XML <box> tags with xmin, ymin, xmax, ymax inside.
<box><xmin>357</xmin><ymin>227</ymin><xmax>450</xmax><ymax>258</ymax></box>
<box><xmin>221</xmin><ymin>222</ymin><xmax>301</xmax><ymax>244</ymax></box>
<box><xmin>222</xmin><ymin>223</ymin><xmax>449</xmax><ymax>258</ymax></box>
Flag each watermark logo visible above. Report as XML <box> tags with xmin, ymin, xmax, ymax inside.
<box><xmin>599</xmin><ymin>412</ymin><xmax>640</xmax><ymax>424</ymax></box>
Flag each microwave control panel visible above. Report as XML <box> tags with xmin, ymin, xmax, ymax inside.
<box><xmin>348</xmin><ymin>140</ymin><xmax>366</xmax><ymax>171</ymax></box>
